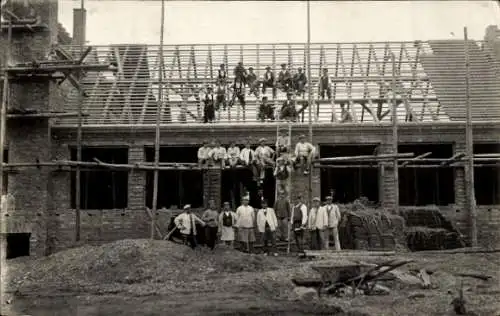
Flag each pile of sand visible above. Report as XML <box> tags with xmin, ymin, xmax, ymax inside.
<box><xmin>5</xmin><ymin>239</ymin><xmax>290</xmax><ymax>292</ymax></box>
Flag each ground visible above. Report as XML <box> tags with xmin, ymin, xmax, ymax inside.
<box><xmin>1</xmin><ymin>240</ymin><xmax>499</xmax><ymax>316</ymax></box>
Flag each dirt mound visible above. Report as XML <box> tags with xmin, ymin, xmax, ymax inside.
<box><xmin>6</xmin><ymin>239</ymin><xmax>289</xmax><ymax>291</ymax></box>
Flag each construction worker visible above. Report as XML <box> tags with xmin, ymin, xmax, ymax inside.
<box><xmin>280</xmin><ymin>92</ymin><xmax>298</xmax><ymax>122</ymax></box>
<box><xmin>273</xmin><ymin>190</ymin><xmax>291</xmax><ymax>242</ymax></box>
<box><xmin>255</xmin><ymin>138</ymin><xmax>275</xmax><ymax>185</ymax></box>
<box><xmin>218</xmin><ymin>201</ymin><xmax>237</xmax><ymax>247</ymax></box>
<box><xmin>293</xmin><ymin>67</ymin><xmax>307</xmax><ymax>96</ymax></box>
<box><xmin>208</xmin><ymin>139</ymin><xmax>227</xmax><ymax>168</ymax></box>
<box><xmin>174</xmin><ymin>204</ymin><xmax>206</xmax><ymax>249</ymax></box>
<box><xmin>229</xmin><ymin>77</ymin><xmax>246</xmax><ymax>109</ymax></box>
<box><xmin>203</xmin><ymin>86</ymin><xmax>216</xmax><ymax>123</ymax></box>
<box><xmin>226</xmin><ymin>141</ymin><xmax>241</xmax><ymax>168</ymax></box>
<box><xmin>247</xmin><ymin>67</ymin><xmax>259</xmax><ymax>97</ymax></box>
<box><xmin>197</xmin><ymin>140</ymin><xmax>211</xmax><ymax>167</ymax></box>
<box><xmin>258</xmin><ymin>96</ymin><xmax>274</xmax><ymax>122</ymax></box>
<box><xmin>239</xmin><ymin>140</ymin><xmax>258</xmax><ymax>182</ymax></box>
<box><xmin>325</xmin><ymin>195</ymin><xmax>341</xmax><ymax>251</ymax></box>
<box><xmin>307</xmin><ymin>197</ymin><xmax>328</xmax><ymax>250</ymax></box>
<box><xmin>319</xmin><ymin>68</ymin><xmax>332</xmax><ymax>100</ymax></box>
<box><xmin>274</xmin><ymin>150</ymin><xmax>293</xmax><ymax>194</ymax></box>
<box><xmin>294</xmin><ymin>134</ymin><xmax>316</xmax><ymax>175</ymax></box>
<box><xmin>277</xmin><ymin>63</ymin><xmax>292</xmax><ymax>92</ymax></box>
<box><xmin>257</xmin><ymin>199</ymin><xmax>279</xmax><ymax>256</ymax></box>
<box><xmin>201</xmin><ymin>199</ymin><xmax>219</xmax><ymax>250</ymax></box>
<box><xmin>235</xmin><ymin>196</ymin><xmax>256</xmax><ymax>253</ymax></box>
<box><xmin>290</xmin><ymin>195</ymin><xmax>307</xmax><ymax>253</ymax></box>
<box><xmin>261</xmin><ymin>66</ymin><xmax>276</xmax><ymax>98</ymax></box>
<box><xmin>233</xmin><ymin>61</ymin><xmax>247</xmax><ymax>84</ymax></box>
<box><xmin>217</xmin><ymin>63</ymin><xmax>227</xmax><ymax>86</ymax></box>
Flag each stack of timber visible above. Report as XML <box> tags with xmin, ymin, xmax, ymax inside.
<box><xmin>339</xmin><ymin>198</ymin><xmax>406</xmax><ymax>251</ymax></box>
<box><xmin>400</xmin><ymin>207</ymin><xmax>466</xmax><ymax>251</ymax></box>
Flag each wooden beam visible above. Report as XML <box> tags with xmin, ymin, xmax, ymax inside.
<box><xmin>400</xmin><ymin>152</ymin><xmax>432</xmax><ymax>166</ymax></box>
<box><xmin>317</xmin><ymin>152</ymin><xmax>414</xmax><ymax>163</ymax></box>
<box><xmin>7</xmin><ymin>111</ymin><xmax>88</xmax><ymax>118</ymax></box>
<box><xmin>7</xmin><ymin>63</ymin><xmax>114</xmax><ymax>73</ymax></box>
<box><xmin>440</xmin><ymin>153</ymin><xmax>466</xmax><ymax>166</ymax></box>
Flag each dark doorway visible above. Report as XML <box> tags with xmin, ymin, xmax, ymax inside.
<box><xmin>398</xmin><ymin>144</ymin><xmax>454</xmax><ymax>206</ymax></box>
<box><xmin>221</xmin><ymin>167</ymin><xmax>275</xmax><ymax>209</ymax></box>
<box><xmin>145</xmin><ymin>146</ymin><xmax>203</xmax><ymax>209</ymax></box>
<box><xmin>319</xmin><ymin>145</ymin><xmax>379</xmax><ymax>203</ymax></box>
<box><xmin>474</xmin><ymin>143</ymin><xmax>500</xmax><ymax>205</ymax></box>
<box><xmin>6</xmin><ymin>232</ymin><xmax>30</xmax><ymax>259</ymax></box>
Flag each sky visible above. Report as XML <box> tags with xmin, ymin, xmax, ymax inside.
<box><xmin>57</xmin><ymin>1</ymin><xmax>500</xmax><ymax>45</ymax></box>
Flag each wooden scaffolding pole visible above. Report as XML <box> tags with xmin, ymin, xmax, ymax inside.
<box><xmin>306</xmin><ymin>0</ymin><xmax>313</xmax><ymax>207</ymax></box>
<box><xmin>464</xmin><ymin>27</ymin><xmax>477</xmax><ymax>247</ymax></box>
<box><xmin>151</xmin><ymin>0</ymin><xmax>166</xmax><ymax>240</ymax></box>
<box><xmin>0</xmin><ymin>3</ymin><xmax>12</xmax><ymax>202</ymax></box>
<box><xmin>74</xmin><ymin>0</ymin><xmax>86</xmax><ymax>241</ymax></box>
<box><xmin>391</xmin><ymin>53</ymin><xmax>399</xmax><ymax>214</ymax></box>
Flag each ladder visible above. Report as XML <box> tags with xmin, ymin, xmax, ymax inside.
<box><xmin>274</xmin><ymin>103</ymin><xmax>293</xmax><ymax>201</ymax></box>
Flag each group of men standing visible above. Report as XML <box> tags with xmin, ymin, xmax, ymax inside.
<box><xmin>173</xmin><ymin>193</ymin><xmax>342</xmax><ymax>255</ymax></box>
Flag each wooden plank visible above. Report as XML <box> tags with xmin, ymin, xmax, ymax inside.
<box><xmin>317</xmin><ymin>152</ymin><xmax>414</xmax><ymax>162</ymax></box>
<box><xmin>304</xmin><ymin>250</ymin><xmax>396</xmax><ymax>257</ymax></box>
<box><xmin>391</xmin><ymin>53</ymin><xmax>400</xmax><ymax>214</ymax></box>
<box><xmin>122</xmin><ymin>46</ymin><xmax>145</xmax><ymax>124</ymax></box>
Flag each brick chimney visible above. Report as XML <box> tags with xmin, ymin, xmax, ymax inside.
<box><xmin>72</xmin><ymin>7</ymin><xmax>86</xmax><ymax>46</ymax></box>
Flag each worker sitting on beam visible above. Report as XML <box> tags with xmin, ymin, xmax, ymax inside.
<box><xmin>197</xmin><ymin>140</ymin><xmax>211</xmax><ymax>167</ymax></box>
<box><xmin>226</xmin><ymin>141</ymin><xmax>241</xmax><ymax>168</ymax></box>
<box><xmin>255</xmin><ymin>138</ymin><xmax>275</xmax><ymax>185</ymax></box>
<box><xmin>294</xmin><ymin>134</ymin><xmax>316</xmax><ymax>175</ymax></box>
<box><xmin>208</xmin><ymin>139</ymin><xmax>227</xmax><ymax>169</ymax></box>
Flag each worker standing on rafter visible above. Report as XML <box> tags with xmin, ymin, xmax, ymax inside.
<box><xmin>319</xmin><ymin>68</ymin><xmax>332</xmax><ymax>100</ymax></box>
<box><xmin>216</xmin><ymin>64</ymin><xmax>228</xmax><ymax>110</ymax></box>
<box><xmin>262</xmin><ymin>66</ymin><xmax>276</xmax><ymax>98</ymax></box>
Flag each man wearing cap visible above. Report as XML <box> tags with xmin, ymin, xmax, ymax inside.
<box><xmin>201</xmin><ymin>199</ymin><xmax>220</xmax><ymax>250</ymax></box>
<box><xmin>293</xmin><ymin>67</ymin><xmax>308</xmax><ymax>96</ymax></box>
<box><xmin>229</xmin><ymin>76</ymin><xmax>246</xmax><ymax>109</ymax></box>
<box><xmin>257</xmin><ymin>199</ymin><xmax>279</xmax><ymax>256</ymax></box>
<box><xmin>258</xmin><ymin>96</ymin><xmax>274</xmax><ymax>122</ymax></box>
<box><xmin>274</xmin><ymin>151</ymin><xmax>294</xmax><ymax>194</ymax></box>
<box><xmin>254</xmin><ymin>138</ymin><xmax>275</xmax><ymax>185</ymax></box>
<box><xmin>273</xmin><ymin>191</ymin><xmax>291</xmax><ymax>242</ymax></box>
<box><xmin>290</xmin><ymin>195</ymin><xmax>308</xmax><ymax>253</ymax></box>
<box><xmin>233</xmin><ymin>61</ymin><xmax>247</xmax><ymax>85</ymax></box>
<box><xmin>261</xmin><ymin>66</ymin><xmax>276</xmax><ymax>98</ymax></box>
<box><xmin>294</xmin><ymin>134</ymin><xmax>316</xmax><ymax>175</ymax></box>
<box><xmin>174</xmin><ymin>204</ymin><xmax>206</xmax><ymax>249</ymax></box>
<box><xmin>307</xmin><ymin>197</ymin><xmax>329</xmax><ymax>250</ymax></box>
<box><xmin>203</xmin><ymin>86</ymin><xmax>215</xmax><ymax>123</ymax></box>
<box><xmin>325</xmin><ymin>195</ymin><xmax>341</xmax><ymax>251</ymax></box>
<box><xmin>235</xmin><ymin>196</ymin><xmax>256</xmax><ymax>253</ymax></box>
<box><xmin>319</xmin><ymin>68</ymin><xmax>332</xmax><ymax>100</ymax></box>
<box><xmin>280</xmin><ymin>92</ymin><xmax>298</xmax><ymax>122</ymax></box>
<box><xmin>247</xmin><ymin>66</ymin><xmax>259</xmax><ymax>97</ymax></box>
<box><xmin>218</xmin><ymin>201</ymin><xmax>237</xmax><ymax>247</ymax></box>
<box><xmin>277</xmin><ymin>63</ymin><xmax>292</xmax><ymax>92</ymax></box>
<box><xmin>217</xmin><ymin>63</ymin><xmax>227</xmax><ymax>86</ymax></box>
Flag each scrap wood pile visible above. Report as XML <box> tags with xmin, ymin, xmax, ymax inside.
<box><xmin>5</xmin><ymin>239</ymin><xmax>289</xmax><ymax>293</ymax></box>
<box><xmin>400</xmin><ymin>207</ymin><xmax>466</xmax><ymax>251</ymax></box>
<box><xmin>339</xmin><ymin>197</ymin><xmax>406</xmax><ymax>251</ymax></box>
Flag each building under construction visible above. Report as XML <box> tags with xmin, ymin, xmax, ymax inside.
<box><xmin>1</xmin><ymin>1</ymin><xmax>499</xmax><ymax>257</ymax></box>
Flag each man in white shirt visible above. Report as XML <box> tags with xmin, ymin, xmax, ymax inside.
<box><xmin>257</xmin><ymin>199</ymin><xmax>278</xmax><ymax>256</ymax></box>
<box><xmin>239</xmin><ymin>141</ymin><xmax>258</xmax><ymax>182</ymax></box>
<box><xmin>294</xmin><ymin>134</ymin><xmax>316</xmax><ymax>175</ymax></box>
<box><xmin>226</xmin><ymin>141</ymin><xmax>241</xmax><ymax>168</ymax></box>
<box><xmin>235</xmin><ymin>196</ymin><xmax>256</xmax><ymax>253</ymax></box>
<box><xmin>201</xmin><ymin>199</ymin><xmax>219</xmax><ymax>250</ymax></box>
<box><xmin>255</xmin><ymin>138</ymin><xmax>275</xmax><ymax>185</ymax></box>
<box><xmin>324</xmin><ymin>195</ymin><xmax>341</xmax><ymax>251</ymax></box>
<box><xmin>290</xmin><ymin>195</ymin><xmax>308</xmax><ymax>253</ymax></box>
<box><xmin>197</xmin><ymin>141</ymin><xmax>211</xmax><ymax>167</ymax></box>
<box><xmin>276</xmin><ymin>130</ymin><xmax>290</xmax><ymax>156</ymax></box>
<box><xmin>307</xmin><ymin>197</ymin><xmax>328</xmax><ymax>250</ymax></box>
<box><xmin>209</xmin><ymin>139</ymin><xmax>227</xmax><ymax>168</ymax></box>
<box><xmin>174</xmin><ymin>204</ymin><xmax>206</xmax><ymax>249</ymax></box>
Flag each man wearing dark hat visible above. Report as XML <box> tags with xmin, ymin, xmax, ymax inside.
<box><xmin>277</xmin><ymin>63</ymin><xmax>292</xmax><ymax>92</ymax></box>
<box><xmin>203</xmin><ymin>86</ymin><xmax>216</xmax><ymax>123</ymax></box>
<box><xmin>274</xmin><ymin>190</ymin><xmax>291</xmax><ymax>242</ymax></box>
<box><xmin>261</xmin><ymin>66</ymin><xmax>276</xmax><ymax>98</ymax></box>
<box><xmin>290</xmin><ymin>195</ymin><xmax>307</xmax><ymax>253</ymax></box>
<box><xmin>234</xmin><ymin>61</ymin><xmax>247</xmax><ymax>85</ymax></box>
<box><xmin>280</xmin><ymin>92</ymin><xmax>298</xmax><ymax>122</ymax></box>
<box><xmin>217</xmin><ymin>63</ymin><xmax>227</xmax><ymax>86</ymax></box>
<box><xmin>258</xmin><ymin>96</ymin><xmax>274</xmax><ymax>122</ymax></box>
<box><xmin>246</xmin><ymin>66</ymin><xmax>259</xmax><ymax>97</ymax></box>
<box><xmin>325</xmin><ymin>195</ymin><xmax>341</xmax><ymax>251</ymax></box>
<box><xmin>319</xmin><ymin>68</ymin><xmax>332</xmax><ymax>100</ymax></box>
<box><xmin>293</xmin><ymin>67</ymin><xmax>307</xmax><ymax>96</ymax></box>
<box><xmin>229</xmin><ymin>76</ymin><xmax>246</xmax><ymax>109</ymax></box>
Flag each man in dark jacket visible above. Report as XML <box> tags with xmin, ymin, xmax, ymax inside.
<box><xmin>261</xmin><ymin>66</ymin><xmax>276</xmax><ymax>98</ymax></box>
<box><xmin>203</xmin><ymin>86</ymin><xmax>215</xmax><ymax>123</ymax></box>
<box><xmin>246</xmin><ymin>67</ymin><xmax>259</xmax><ymax>97</ymax></box>
<box><xmin>258</xmin><ymin>96</ymin><xmax>274</xmax><ymax>122</ymax></box>
<box><xmin>274</xmin><ymin>191</ymin><xmax>291</xmax><ymax>242</ymax></box>
<box><xmin>234</xmin><ymin>61</ymin><xmax>247</xmax><ymax>84</ymax></box>
<box><xmin>280</xmin><ymin>92</ymin><xmax>298</xmax><ymax>122</ymax></box>
<box><xmin>277</xmin><ymin>63</ymin><xmax>292</xmax><ymax>92</ymax></box>
<box><xmin>293</xmin><ymin>67</ymin><xmax>307</xmax><ymax>96</ymax></box>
